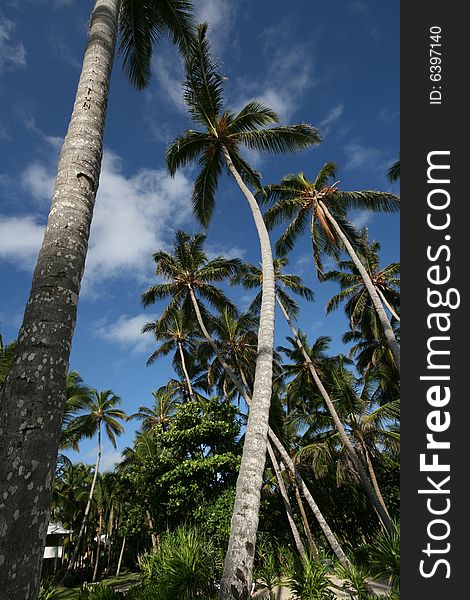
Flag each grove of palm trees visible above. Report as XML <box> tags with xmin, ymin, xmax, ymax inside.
<box><xmin>0</xmin><ymin>2</ymin><xmax>399</xmax><ymax>599</ymax></box>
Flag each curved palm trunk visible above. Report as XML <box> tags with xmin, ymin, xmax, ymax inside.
<box><xmin>188</xmin><ymin>291</ymin><xmax>350</xmax><ymax>572</ymax></box>
<box><xmin>268</xmin><ymin>431</ymin><xmax>350</xmax><ymax>568</ymax></box>
<box><xmin>376</xmin><ymin>287</ymin><xmax>400</xmax><ymax>323</ymax></box>
<box><xmin>145</xmin><ymin>505</ymin><xmax>158</xmax><ymax>553</ymax></box>
<box><xmin>0</xmin><ymin>3</ymin><xmax>120</xmax><ymax>597</ymax></box>
<box><xmin>64</xmin><ymin>427</ymin><xmax>102</xmax><ymax>581</ymax></box>
<box><xmin>115</xmin><ymin>534</ymin><xmax>126</xmax><ymax>578</ymax></box>
<box><xmin>291</xmin><ymin>475</ymin><xmax>318</xmax><ymax>558</ymax></box>
<box><xmin>362</xmin><ymin>443</ymin><xmax>391</xmax><ymax>521</ymax></box>
<box><xmin>276</xmin><ymin>295</ymin><xmax>393</xmax><ymax>535</ymax></box>
<box><xmin>220</xmin><ymin>145</ymin><xmax>277</xmax><ymax>599</ymax></box>
<box><xmin>320</xmin><ymin>201</ymin><xmax>400</xmax><ymax>370</ymax></box>
<box><xmin>92</xmin><ymin>513</ymin><xmax>103</xmax><ymax>582</ymax></box>
<box><xmin>267</xmin><ymin>443</ymin><xmax>306</xmax><ymax>559</ymax></box>
<box><xmin>177</xmin><ymin>340</ymin><xmax>195</xmax><ymax>401</ymax></box>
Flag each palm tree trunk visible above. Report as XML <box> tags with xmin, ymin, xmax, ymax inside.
<box><xmin>220</xmin><ymin>145</ymin><xmax>277</xmax><ymax>599</ymax></box>
<box><xmin>0</xmin><ymin>3</ymin><xmax>120</xmax><ymax>597</ymax></box>
<box><xmin>291</xmin><ymin>474</ymin><xmax>318</xmax><ymax>558</ymax></box>
<box><xmin>267</xmin><ymin>432</ymin><xmax>351</xmax><ymax>569</ymax></box>
<box><xmin>188</xmin><ymin>290</ymin><xmax>349</xmax><ymax>567</ymax></box>
<box><xmin>362</xmin><ymin>444</ymin><xmax>391</xmax><ymax>521</ymax></box>
<box><xmin>92</xmin><ymin>514</ymin><xmax>103</xmax><ymax>582</ymax></box>
<box><xmin>177</xmin><ymin>340</ymin><xmax>195</xmax><ymax>401</ymax></box>
<box><xmin>320</xmin><ymin>201</ymin><xmax>400</xmax><ymax>370</ymax></box>
<box><xmin>276</xmin><ymin>294</ymin><xmax>393</xmax><ymax>535</ymax></box>
<box><xmin>376</xmin><ymin>287</ymin><xmax>400</xmax><ymax>322</ymax></box>
<box><xmin>63</xmin><ymin>426</ymin><xmax>102</xmax><ymax>581</ymax></box>
<box><xmin>267</xmin><ymin>443</ymin><xmax>306</xmax><ymax>559</ymax></box>
<box><xmin>145</xmin><ymin>507</ymin><xmax>158</xmax><ymax>553</ymax></box>
<box><xmin>116</xmin><ymin>534</ymin><xmax>126</xmax><ymax>578</ymax></box>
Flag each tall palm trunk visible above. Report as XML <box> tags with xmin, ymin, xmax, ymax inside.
<box><xmin>267</xmin><ymin>443</ymin><xmax>306</xmax><ymax>559</ymax></box>
<box><xmin>115</xmin><ymin>534</ymin><xmax>126</xmax><ymax>578</ymax></box>
<box><xmin>276</xmin><ymin>295</ymin><xmax>393</xmax><ymax>535</ymax></box>
<box><xmin>0</xmin><ymin>3</ymin><xmax>120</xmax><ymax>597</ymax></box>
<box><xmin>92</xmin><ymin>513</ymin><xmax>103</xmax><ymax>582</ymax></box>
<box><xmin>64</xmin><ymin>426</ymin><xmax>102</xmax><ymax>580</ymax></box>
<box><xmin>177</xmin><ymin>340</ymin><xmax>195</xmax><ymax>401</ymax></box>
<box><xmin>291</xmin><ymin>474</ymin><xmax>318</xmax><ymax>558</ymax></box>
<box><xmin>219</xmin><ymin>145</ymin><xmax>277</xmax><ymax>599</ymax></box>
<box><xmin>320</xmin><ymin>202</ymin><xmax>400</xmax><ymax>370</ymax></box>
<box><xmin>376</xmin><ymin>287</ymin><xmax>400</xmax><ymax>322</ymax></box>
<box><xmin>188</xmin><ymin>290</ymin><xmax>350</xmax><ymax>570</ymax></box>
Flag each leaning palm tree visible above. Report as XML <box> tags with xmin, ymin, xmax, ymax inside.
<box><xmin>131</xmin><ymin>387</ymin><xmax>182</xmax><ymax>432</ymax></box>
<box><xmin>324</xmin><ymin>232</ymin><xmax>400</xmax><ymax>328</ymax></box>
<box><xmin>0</xmin><ymin>4</ymin><xmax>195</xmax><ymax>596</ymax></box>
<box><xmin>62</xmin><ymin>389</ymin><xmax>127</xmax><ymax>580</ymax></box>
<box><xmin>165</xmin><ymin>26</ymin><xmax>320</xmax><ymax>597</ymax></box>
<box><xmin>261</xmin><ymin>162</ymin><xmax>400</xmax><ymax>370</ymax></box>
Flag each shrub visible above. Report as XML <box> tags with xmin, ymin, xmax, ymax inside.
<box><xmin>38</xmin><ymin>578</ymin><xmax>61</xmax><ymax>600</ymax></box>
<box><xmin>73</xmin><ymin>583</ymin><xmax>121</xmax><ymax>599</ymax></box>
<box><xmin>288</xmin><ymin>553</ymin><xmax>335</xmax><ymax>600</ymax></box>
<box><xmin>138</xmin><ymin>525</ymin><xmax>222</xmax><ymax>600</ymax></box>
<box><xmin>367</xmin><ymin>521</ymin><xmax>400</xmax><ymax>592</ymax></box>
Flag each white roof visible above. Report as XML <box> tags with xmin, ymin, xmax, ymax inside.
<box><xmin>47</xmin><ymin>522</ymin><xmax>72</xmax><ymax>535</ymax></box>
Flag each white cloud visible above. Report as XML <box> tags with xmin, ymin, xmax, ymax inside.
<box><xmin>83</xmin><ymin>150</ymin><xmax>192</xmax><ymax>289</ymax></box>
<box><xmin>350</xmin><ymin>209</ymin><xmax>373</xmax><ymax>229</ymax></box>
<box><xmin>0</xmin><ymin>12</ymin><xmax>26</xmax><ymax>72</ymax></box>
<box><xmin>152</xmin><ymin>51</ymin><xmax>186</xmax><ymax>113</ymax></box>
<box><xmin>21</xmin><ymin>163</ymin><xmax>55</xmax><ymax>201</ymax></box>
<box><xmin>0</xmin><ymin>215</ymin><xmax>44</xmax><ymax>267</ymax></box>
<box><xmin>95</xmin><ymin>312</ymin><xmax>159</xmax><ymax>353</ymax></box>
<box><xmin>100</xmin><ymin>448</ymin><xmax>122</xmax><ymax>473</ymax></box>
<box><xmin>319</xmin><ymin>104</ymin><xmax>344</xmax><ymax>137</ymax></box>
<box><xmin>8</xmin><ymin>148</ymin><xmax>193</xmax><ymax>290</ymax></box>
<box><xmin>195</xmin><ymin>0</ymin><xmax>237</xmax><ymax>52</ymax></box>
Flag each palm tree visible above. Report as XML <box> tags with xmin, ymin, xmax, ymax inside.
<box><xmin>0</xmin><ymin>4</ymin><xmax>195</xmax><ymax>596</ymax></box>
<box><xmin>143</xmin><ymin>309</ymin><xmax>202</xmax><ymax>402</ymax></box>
<box><xmin>262</xmin><ymin>161</ymin><xmax>400</xmax><ymax>370</ymax></box>
<box><xmin>166</xmin><ymin>26</ymin><xmax>320</xmax><ymax>596</ymax></box>
<box><xmin>324</xmin><ymin>232</ymin><xmax>400</xmax><ymax>327</ymax></box>
<box><xmin>131</xmin><ymin>387</ymin><xmax>182</xmax><ymax>432</ymax></box>
<box><xmin>59</xmin><ymin>371</ymin><xmax>94</xmax><ymax>452</ymax></box>
<box><xmin>63</xmin><ymin>389</ymin><xmax>127</xmax><ymax>580</ymax></box>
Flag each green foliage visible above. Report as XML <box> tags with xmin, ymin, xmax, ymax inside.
<box><xmin>366</xmin><ymin>521</ymin><xmax>400</xmax><ymax>591</ymax></box>
<box><xmin>38</xmin><ymin>578</ymin><xmax>60</xmax><ymax>600</ymax></box>
<box><xmin>73</xmin><ymin>583</ymin><xmax>120</xmax><ymax>599</ymax></box>
<box><xmin>335</xmin><ymin>562</ymin><xmax>371</xmax><ymax>598</ymax></box>
<box><xmin>288</xmin><ymin>553</ymin><xmax>335</xmax><ymax>600</ymax></box>
<box><xmin>139</xmin><ymin>525</ymin><xmax>222</xmax><ymax>599</ymax></box>
<box><xmin>254</xmin><ymin>542</ymin><xmax>284</xmax><ymax>599</ymax></box>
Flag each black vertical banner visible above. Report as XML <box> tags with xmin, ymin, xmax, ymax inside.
<box><xmin>401</xmin><ymin>3</ymin><xmax>467</xmax><ymax>598</ymax></box>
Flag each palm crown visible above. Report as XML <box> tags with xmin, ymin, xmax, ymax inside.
<box><xmin>166</xmin><ymin>23</ymin><xmax>321</xmax><ymax>226</ymax></box>
<box><xmin>142</xmin><ymin>230</ymin><xmax>242</xmax><ymax>326</ymax></box>
<box><xmin>118</xmin><ymin>0</ymin><xmax>196</xmax><ymax>89</ymax></box>
<box><xmin>261</xmin><ymin>161</ymin><xmax>399</xmax><ymax>277</ymax></box>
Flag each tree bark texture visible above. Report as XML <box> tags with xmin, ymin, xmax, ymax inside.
<box><xmin>219</xmin><ymin>146</ymin><xmax>277</xmax><ymax>600</ymax></box>
<box><xmin>320</xmin><ymin>201</ymin><xmax>400</xmax><ymax>370</ymax></box>
<box><xmin>0</xmin><ymin>2</ymin><xmax>120</xmax><ymax>597</ymax></box>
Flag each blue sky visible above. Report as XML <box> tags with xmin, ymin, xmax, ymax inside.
<box><xmin>0</xmin><ymin>0</ymin><xmax>399</xmax><ymax>471</ymax></box>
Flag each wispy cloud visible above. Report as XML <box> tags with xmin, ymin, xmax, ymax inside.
<box><xmin>342</xmin><ymin>141</ymin><xmax>391</xmax><ymax>178</ymax></box>
<box><xmin>350</xmin><ymin>209</ymin><xmax>373</xmax><ymax>229</ymax></box>
<box><xmin>21</xmin><ymin>163</ymin><xmax>55</xmax><ymax>201</ymax></box>
<box><xmin>319</xmin><ymin>104</ymin><xmax>344</xmax><ymax>137</ymax></box>
<box><xmin>232</xmin><ymin>26</ymin><xmax>316</xmax><ymax>122</ymax></box>
<box><xmin>195</xmin><ymin>0</ymin><xmax>238</xmax><ymax>53</ymax></box>
<box><xmin>95</xmin><ymin>312</ymin><xmax>159</xmax><ymax>354</ymax></box>
<box><xmin>0</xmin><ymin>12</ymin><xmax>26</xmax><ymax>72</ymax></box>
